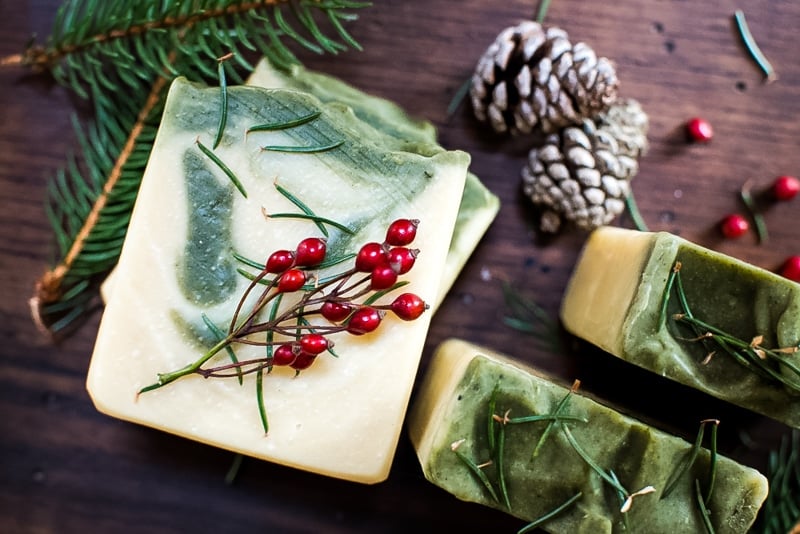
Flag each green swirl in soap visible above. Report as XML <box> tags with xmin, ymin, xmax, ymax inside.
<box><xmin>177</xmin><ymin>149</ymin><xmax>237</xmax><ymax>305</ymax></box>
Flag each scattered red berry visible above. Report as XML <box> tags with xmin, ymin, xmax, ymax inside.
<box><xmin>299</xmin><ymin>333</ymin><xmax>330</xmax><ymax>355</ymax></box>
<box><xmin>347</xmin><ymin>307</ymin><xmax>383</xmax><ymax>335</ymax></box>
<box><xmin>290</xmin><ymin>351</ymin><xmax>317</xmax><ymax>371</ymax></box>
<box><xmin>686</xmin><ymin>117</ymin><xmax>713</xmax><ymax>143</ymax></box>
<box><xmin>720</xmin><ymin>214</ymin><xmax>749</xmax><ymax>239</ymax></box>
<box><xmin>779</xmin><ymin>255</ymin><xmax>800</xmax><ymax>282</ymax></box>
<box><xmin>370</xmin><ymin>264</ymin><xmax>399</xmax><ymax>290</ymax></box>
<box><xmin>294</xmin><ymin>237</ymin><xmax>327</xmax><ymax>267</ymax></box>
<box><xmin>321</xmin><ymin>301</ymin><xmax>352</xmax><ymax>322</ymax></box>
<box><xmin>390</xmin><ymin>293</ymin><xmax>428</xmax><ymax>321</ymax></box>
<box><xmin>386</xmin><ymin>247</ymin><xmax>418</xmax><ymax>274</ymax></box>
<box><xmin>272</xmin><ymin>343</ymin><xmax>298</xmax><ymax>366</ymax></box>
<box><xmin>771</xmin><ymin>175</ymin><xmax>800</xmax><ymax>201</ymax></box>
<box><xmin>266</xmin><ymin>250</ymin><xmax>295</xmax><ymax>273</ymax></box>
<box><xmin>277</xmin><ymin>268</ymin><xmax>307</xmax><ymax>292</ymax></box>
<box><xmin>356</xmin><ymin>242</ymin><xmax>387</xmax><ymax>272</ymax></box>
<box><xmin>385</xmin><ymin>218</ymin><xmax>419</xmax><ymax>246</ymax></box>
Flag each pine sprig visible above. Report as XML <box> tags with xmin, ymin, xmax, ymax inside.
<box><xmin>8</xmin><ymin>0</ymin><xmax>369</xmax><ymax>97</ymax></box>
<box><xmin>16</xmin><ymin>0</ymin><xmax>368</xmax><ymax>336</ymax></box>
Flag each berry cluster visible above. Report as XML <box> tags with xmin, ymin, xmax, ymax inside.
<box><xmin>200</xmin><ymin>218</ymin><xmax>429</xmax><ymax>376</ymax></box>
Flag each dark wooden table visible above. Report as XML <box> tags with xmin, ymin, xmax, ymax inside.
<box><xmin>2</xmin><ymin>1</ymin><xmax>798</xmax><ymax>532</ymax></box>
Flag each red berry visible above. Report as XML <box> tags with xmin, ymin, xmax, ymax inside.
<box><xmin>290</xmin><ymin>351</ymin><xmax>317</xmax><ymax>371</ymax></box>
<box><xmin>720</xmin><ymin>214</ymin><xmax>749</xmax><ymax>239</ymax></box>
<box><xmin>266</xmin><ymin>250</ymin><xmax>295</xmax><ymax>273</ymax></box>
<box><xmin>299</xmin><ymin>333</ymin><xmax>330</xmax><ymax>355</ymax></box>
<box><xmin>772</xmin><ymin>175</ymin><xmax>800</xmax><ymax>201</ymax></box>
<box><xmin>686</xmin><ymin>117</ymin><xmax>713</xmax><ymax>143</ymax></box>
<box><xmin>385</xmin><ymin>218</ymin><xmax>419</xmax><ymax>246</ymax></box>
<box><xmin>779</xmin><ymin>255</ymin><xmax>800</xmax><ymax>282</ymax></box>
<box><xmin>356</xmin><ymin>242</ymin><xmax>387</xmax><ymax>272</ymax></box>
<box><xmin>390</xmin><ymin>293</ymin><xmax>428</xmax><ymax>321</ymax></box>
<box><xmin>295</xmin><ymin>237</ymin><xmax>327</xmax><ymax>267</ymax></box>
<box><xmin>387</xmin><ymin>247</ymin><xmax>418</xmax><ymax>274</ymax></box>
<box><xmin>277</xmin><ymin>268</ymin><xmax>307</xmax><ymax>292</ymax></box>
<box><xmin>272</xmin><ymin>343</ymin><xmax>297</xmax><ymax>366</ymax></box>
<box><xmin>321</xmin><ymin>301</ymin><xmax>352</xmax><ymax>322</ymax></box>
<box><xmin>347</xmin><ymin>307</ymin><xmax>383</xmax><ymax>335</ymax></box>
<box><xmin>371</xmin><ymin>264</ymin><xmax>399</xmax><ymax>290</ymax></box>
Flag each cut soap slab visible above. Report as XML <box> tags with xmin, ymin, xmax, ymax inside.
<box><xmin>87</xmin><ymin>77</ymin><xmax>469</xmax><ymax>483</ymax></box>
<box><xmin>561</xmin><ymin>226</ymin><xmax>800</xmax><ymax>428</ymax></box>
<box><xmin>246</xmin><ymin>58</ymin><xmax>500</xmax><ymax>307</ymax></box>
<box><xmin>408</xmin><ymin>338</ymin><xmax>767</xmax><ymax>533</ymax></box>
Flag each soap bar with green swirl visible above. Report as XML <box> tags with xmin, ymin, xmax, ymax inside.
<box><xmin>408</xmin><ymin>338</ymin><xmax>767</xmax><ymax>533</ymax></box>
<box><xmin>561</xmin><ymin>226</ymin><xmax>800</xmax><ymax>428</ymax></box>
<box><xmin>87</xmin><ymin>77</ymin><xmax>469</xmax><ymax>484</ymax></box>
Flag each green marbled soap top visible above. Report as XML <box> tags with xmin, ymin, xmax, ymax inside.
<box><xmin>623</xmin><ymin>232</ymin><xmax>800</xmax><ymax>427</ymax></box>
<box><xmin>425</xmin><ymin>353</ymin><xmax>765</xmax><ymax>534</ymax></box>
<box><xmin>157</xmin><ymin>78</ymin><xmax>469</xmax><ymax>342</ymax></box>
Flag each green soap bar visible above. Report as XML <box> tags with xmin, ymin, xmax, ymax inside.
<box><xmin>247</xmin><ymin>59</ymin><xmax>500</xmax><ymax>307</ymax></box>
<box><xmin>408</xmin><ymin>339</ymin><xmax>768</xmax><ymax>533</ymax></box>
<box><xmin>561</xmin><ymin>226</ymin><xmax>800</xmax><ymax>428</ymax></box>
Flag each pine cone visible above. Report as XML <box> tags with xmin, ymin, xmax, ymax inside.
<box><xmin>521</xmin><ymin>98</ymin><xmax>649</xmax><ymax>232</ymax></box>
<box><xmin>470</xmin><ymin>21</ymin><xmax>619</xmax><ymax>136</ymax></box>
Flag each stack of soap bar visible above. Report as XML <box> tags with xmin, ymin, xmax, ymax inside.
<box><xmin>408</xmin><ymin>339</ymin><xmax>767</xmax><ymax>533</ymax></box>
<box><xmin>87</xmin><ymin>77</ymin><xmax>470</xmax><ymax>484</ymax></box>
<box><xmin>561</xmin><ymin>226</ymin><xmax>800</xmax><ymax>428</ymax></box>
<box><xmin>246</xmin><ymin>58</ymin><xmax>500</xmax><ymax>307</ymax></box>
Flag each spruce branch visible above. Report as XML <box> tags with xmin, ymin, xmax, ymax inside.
<box><xmin>5</xmin><ymin>0</ymin><xmax>369</xmax><ymax>90</ymax></box>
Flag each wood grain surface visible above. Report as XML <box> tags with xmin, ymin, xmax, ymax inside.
<box><xmin>1</xmin><ymin>1</ymin><xmax>799</xmax><ymax>532</ymax></box>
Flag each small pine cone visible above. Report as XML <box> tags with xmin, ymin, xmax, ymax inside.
<box><xmin>470</xmin><ymin>21</ymin><xmax>619</xmax><ymax>136</ymax></box>
<box><xmin>521</xmin><ymin>98</ymin><xmax>649</xmax><ymax>233</ymax></box>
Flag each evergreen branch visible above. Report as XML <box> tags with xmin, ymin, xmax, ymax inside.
<box><xmin>4</xmin><ymin>0</ymin><xmax>369</xmax><ymax>99</ymax></box>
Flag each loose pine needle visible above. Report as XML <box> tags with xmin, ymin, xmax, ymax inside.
<box><xmin>518</xmin><ymin>492</ymin><xmax>582</xmax><ymax>533</ymax></box>
<box><xmin>224</xmin><ymin>453</ymin><xmax>244</xmax><ymax>485</ymax></box>
<box><xmin>196</xmin><ymin>139</ymin><xmax>247</xmax><ymax>198</ymax></box>
<box><xmin>260</xmin><ymin>139</ymin><xmax>344</xmax><ymax>153</ymax></box>
<box><xmin>247</xmin><ymin>110</ymin><xmax>322</xmax><ymax>133</ymax></box>
<box><xmin>451</xmin><ymin>439</ymin><xmax>500</xmax><ymax>504</ymax></box>
<box><xmin>740</xmin><ymin>180</ymin><xmax>768</xmax><ymax>244</ymax></box>
<box><xmin>625</xmin><ymin>191</ymin><xmax>650</xmax><ymax>232</ymax></box>
<box><xmin>535</xmin><ymin>0</ymin><xmax>553</xmax><ymax>23</ymax></box>
<box><xmin>734</xmin><ymin>9</ymin><xmax>777</xmax><ymax>82</ymax></box>
<box><xmin>213</xmin><ymin>53</ymin><xmax>234</xmax><ymax>149</ymax></box>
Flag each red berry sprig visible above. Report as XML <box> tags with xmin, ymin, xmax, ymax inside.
<box><xmin>142</xmin><ymin>217</ymin><xmax>430</xmax><ymax>395</ymax></box>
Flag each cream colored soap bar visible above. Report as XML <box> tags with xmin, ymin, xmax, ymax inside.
<box><xmin>561</xmin><ymin>226</ymin><xmax>800</xmax><ymax>428</ymax></box>
<box><xmin>409</xmin><ymin>339</ymin><xmax>768</xmax><ymax>533</ymax></box>
<box><xmin>87</xmin><ymin>77</ymin><xmax>469</xmax><ymax>484</ymax></box>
